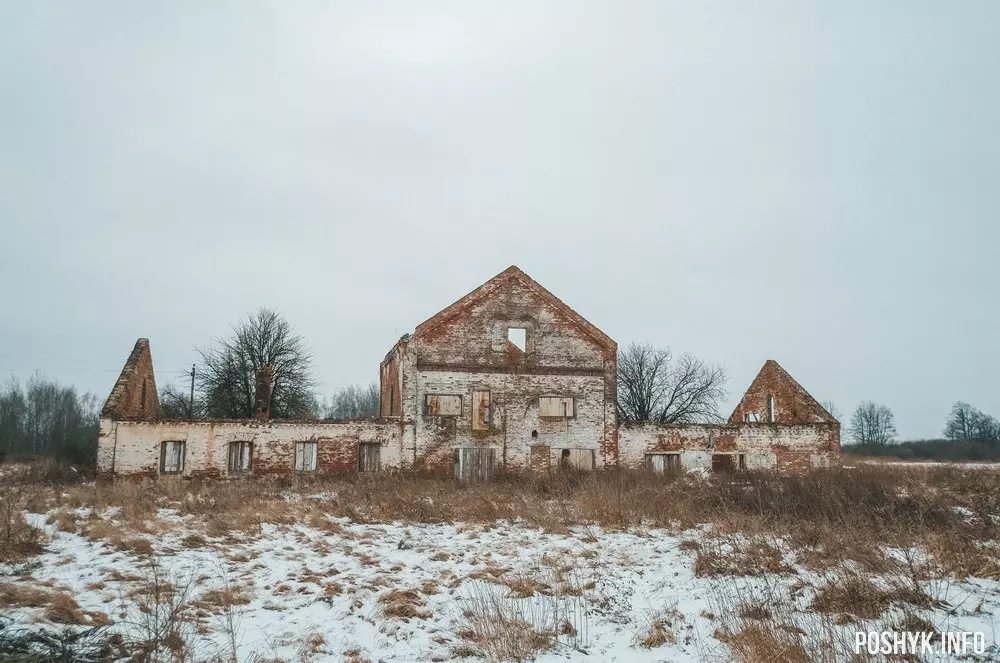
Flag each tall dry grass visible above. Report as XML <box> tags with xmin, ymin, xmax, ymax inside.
<box><xmin>23</xmin><ymin>465</ymin><xmax>1000</xmax><ymax>579</ymax></box>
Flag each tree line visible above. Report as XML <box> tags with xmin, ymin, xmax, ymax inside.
<box><xmin>0</xmin><ymin>377</ymin><xmax>99</xmax><ymax>466</ymax></box>
<box><xmin>844</xmin><ymin>399</ymin><xmax>1000</xmax><ymax>460</ymax></box>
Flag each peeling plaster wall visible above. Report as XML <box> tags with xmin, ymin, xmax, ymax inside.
<box><xmin>619</xmin><ymin>422</ymin><xmax>841</xmax><ymax>472</ymax></box>
<box><xmin>97</xmin><ymin>418</ymin><xmax>404</xmax><ymax>479</ymax></box>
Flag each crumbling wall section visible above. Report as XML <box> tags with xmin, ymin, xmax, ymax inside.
<box><xmin>729</xmin><ymin>360</ymin><xmax>836</xmax><ymax>425</ymax></box>
<box><xmin>101</xmin><ymin>338</ymin><xmax>162</xmax><ymax>421</ymax></box>
<box><xmin>619</xmin><ymin>421</ymin><xmax>840</xmax><ymax>472</ymax></box>
<box><xmin>379</xmin><ymin>338</ymin><xmax>406</xmax><ymax>418</ymax></box>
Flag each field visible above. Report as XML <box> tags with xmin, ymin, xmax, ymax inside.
<box><xmin>3</xmin><ymin>465</ymin><xmax>1000</xmax><ymax>662</ymax></box>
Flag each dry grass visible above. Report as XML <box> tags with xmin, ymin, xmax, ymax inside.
<box><xmin>378</xmin><ymin>588</ymin><xmax>432</xmax><ymax>620</ymax></box>
<box><xmin>453</xmin><ymin>574</ymin><xmax>589</xmax><ymax>663</ymax></box>
<box><xmin>634</xmin><ymin>604</ymin><xmax>683</xmax><ymax>648</ymax></box>
<box><xmin>0</xmin><ymin>471</ymin><xmax>45</xmax><ymax>561</ymax></box>
<box><xmin>26</xmin><ymin>465</ymin><xmax>988</xmax><ymax>543</ymax></box>
<box><xmin>694</xmin><ymin>534</ymin><xmax>793</xmax><ymax>577</ymax></box>
<box><xmin>709</xmin><ymin>574</ymin><xmax>866</xmax><ymax>663</ymax></box>
<box><xmin>809</xmin><ymin>573</ymin><xmax>890</xmax><ymax>620</ymax></box>
<box><xmin>0</xmin><ymin>582</ymin><xmax>97</xmax><ymax>625</ymax></box>
<box><xmin>715</xmin><ymin>623</ymin><xmax>814</xmax><ymax>663</ymax></box>
<box><xmin>194</xmin><ymin>586</ymin><xmax>252</xmax><ymax>613</ymax></box>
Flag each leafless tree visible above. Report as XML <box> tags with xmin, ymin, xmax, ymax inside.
<box><xmin>848</xmin><ymin>401</ymin><xmax>897</xmax><ymax>446</ymax></box>
<box><xmin>157</xmin><ymin>383</ymin><xmax>205</xmax><ymax>421</ymax></box>
<box><xmin>821</xmin><ymin>400</ymin><xmax>842</xmax><ymax>422</ymax></box>
<box><xmin>197</xmin><ymin>308</ymin><xmax>315</xmax><ymax>419</ymax></box>
<box><xmin>944</xmin><ymin>401</ymin><xmax>999</xmax><ymax>445</ymax></box>
<box><xmin>617</xmin><ymin>343</ymin><xmax>728</xmax><ymax>423</ymax></box>
<box><xmin>325</xmin><ymin>383</ymin><xmax>380</xmax><ymax>419</ymax></box>
<box><xmin>0</xmin><ymin>375</ymin><xmax>98</xmax><ymax>465</ymax></box>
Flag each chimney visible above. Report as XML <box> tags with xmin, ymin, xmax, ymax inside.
<box><xmin>255</xmin><ymin>365</ymin><xmax>273</xmax><ymax>421</ymax></box>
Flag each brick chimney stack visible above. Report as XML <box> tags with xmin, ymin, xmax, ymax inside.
<box><xmin>255</xmin><ymin>365</ymin><xmax>273</xmax><ymax>421</ymax></box>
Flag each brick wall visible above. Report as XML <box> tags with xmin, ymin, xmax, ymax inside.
<box><xmin>97</xmin><ymin>418</ymin><xmax>405</xmax><ymax>479</ymax></box>
<box><xmin>729</xmin><ymin>360</ymin><xmax>836</xmax><ymax>425</ymax></box>
<box><xmin>396</xmin><ymin>267</ymin><xmax>618</xmax><ymax>473</ymax></box>
<box><xmin>619</xmin><ymin>421</ymin><xmax>841</xmax><ymax>472</ymax></box>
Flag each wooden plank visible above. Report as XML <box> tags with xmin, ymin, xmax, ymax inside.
<box><xmin>455</xmin><ymin>447</ymin><xmax>495</xmax><ymax>481</ymax></box>
<box><xmin>358</xmin><ymin>443</ymin><xmax>380</xmax><ymax>472</ymax></box>
<box><xmin>472</xmin><ymin>390</ymin><xmax>491</xmax><ymax>430</ymax></box>
<box><xmin>539</xmin><ymin>396</ymin><xmax>574</xmax><ymax>418</ymax></box>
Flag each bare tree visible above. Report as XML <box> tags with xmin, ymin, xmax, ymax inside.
<box><xmin>197</xmin><ymin>308</ymin><xmax>315</xmax><ymax>419</ymax></box>
<box><xmin>617</xmin><ymin>343</ymin><xmax>727</xmax><ymax>424</ymax></box>
<box><xmin>944</xmin><ymin>402</ymin><xmax>999</xmax><ymax>445</ymax></box>
<box><xmin>821</xmin><ymin>400</ymin><xmax>842</xmax><ymax>422</ymax></box>
<box><xmin>158</xmin><ymin>383</ymin><xmax>205</xmax><ymax>421</ymax></box>
<box><xmin>325</xmin><ymin>383</ymin><xmax>380</xmax><ymax>419</ymax></box>
<box><xmin>849</xmin><ymin>401</ymin><xmax>897</xmax><ymax>446</ymax></box>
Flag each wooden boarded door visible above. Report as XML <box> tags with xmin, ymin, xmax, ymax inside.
<box><xmin>358</xmin><ymin>443</ymin><xmax>381</xmax><ymax>472</ymax></box>
<box><xmin>645</xmin><ymin>453</ymin><xmax>681</xmax><ymax>474</ymax></box>
<box><xmin>454</xmin><ymin>447</ymin><xmax>495</xmax><ymax>481</ymax></box>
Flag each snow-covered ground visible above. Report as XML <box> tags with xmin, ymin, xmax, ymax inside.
<box><xmin>853</xmin><ymin>459</ymin><xmax>1000</xmax><ymax>470</ymax></box>
<box><xmin>4</xmin><ymin>500</ymin><xmax>1000</xmax><ymax>662</ymax></box>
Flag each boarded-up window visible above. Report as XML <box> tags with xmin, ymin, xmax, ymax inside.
<box><xmin>453</xmin><ymin>447</ymin><xmax>495</xmax><ymax>481</ymax></box>
<box><xmin>768</xmin><ymin>395</ymin><xmax>776</xmax><ymax>423</ymax></box>
<box><xmin>472</xmin><ymin>390</ymin><xmax>491</xmax><ymax>431</ymax></box>
<box><xmin>358</xmin><ymin>443</ymin><xmax>380</xmax><ymax>472</ymax></box>
<box><xmin>228</xmin><ymin>441</ymin><xmax>252</xmax><ymax>473</ymax></box>
<box><xmin>425</xmin><ymin>394</ymin><xmax>462</xmax><ymax>416</ymax></box>
<box><xmin>645</xmin><ymin>453</ymin><xmax>681</xmax><ymax>474</ymax></box>
<box><xmin>557</xmin><ymin>448</ymin><xmax>594</xmax><ymax>471</ymax></box>
<box><xmin>539</xmin><ymin>396</ymin><xmax>574</xmax><ymax>418</ymax></box>
<box><xmin>160</xmin><ymin>441</ymin><xmax>185</xmax><ymax>475</ymax></box>
<box><xmin>294</xmin><ymin>441</ymin><xmax>317</xmax><ymax>472</ymax></box>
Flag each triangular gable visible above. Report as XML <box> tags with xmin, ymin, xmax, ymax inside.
<box><xmin>101</xmin><ymin>338</ymin><xmax>162</xmax><ymax>420</ymax></box>
<box><xmin>728</xmin><ymin>360</ymin><xmax>836</xmax><ymax>425</ymax></box>
<box><xmin>413</xmin><ymin>265</ymin><xmax>617</xmax><ymax>353</ymax></box>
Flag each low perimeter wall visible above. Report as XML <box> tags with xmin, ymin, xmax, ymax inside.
<box><xmin>618</xmin><ymin>422</ymin><xmax>841</xmax><ymax>473</ymax></box>
<box><xmin>97</xmin><ymin>418</ymin><xmax>406</xmax><ymax>479</ymax></box>
<box><xmin>97</xmin><ymin>418</ymin><xmax>840</xmax><ymax>479</ymax></box>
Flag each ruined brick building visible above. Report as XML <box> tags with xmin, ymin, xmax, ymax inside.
<box><xmin>96</xmin><ymin>266</ymin><xmax>840</xmax><ymax>479</ymax></box>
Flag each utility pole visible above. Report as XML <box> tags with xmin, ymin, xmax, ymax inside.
<box><xmin>189</xmin><ymin>364</ymin><xmax>196</xmax><ymax>419</ymax></box>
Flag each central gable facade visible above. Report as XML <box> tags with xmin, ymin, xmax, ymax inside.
<box><xmin>381</xmin><ymin>266</ymin><xmax>619</xmax><ymax>473</ymax></box>
<box><xmin>412</xmin><ymin>265</ymin><xmax>616</xmax><ymax>372</ymax></box>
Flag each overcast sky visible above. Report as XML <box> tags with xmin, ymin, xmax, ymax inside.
<box><xmin>1</xmin><ymin>1</ymin><xmax>997</xmax><ymax>439</ymax></box>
